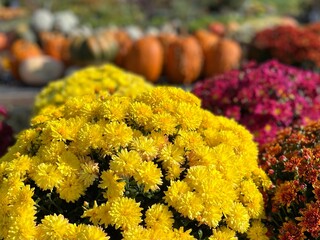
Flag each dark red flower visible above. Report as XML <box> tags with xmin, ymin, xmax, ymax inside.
<box><xmin>0</xmin><ymin>106</ymin><xmax>14</xmax><ymax>157</ymax></box>
<box><xmin>297</xmin><ymin>202</ymin><xmax>320</xmax><ymax>238</ymax></box>
<box><xmin>278</xmin><ymin>221</ymin><xmax>305</xmax><ymax>240</ymax></box>
<box><xmin>259</xmin><ymin>121</ymin><xmax>320</xmax><ymax>239</ymax></box>
<box><xmin>250</xmin><ymin>24</ymin><xmax>320</xmax><ymax>68</ymax></box>
<box><xmin>312</xmin><ymin>182</ymin><xmax>320</xmax><ymax>200</ymax></box>
<box><xmin>273</xmin><ymin>181</ymin><xmax>298</xmax><ymax>208</ymax></box>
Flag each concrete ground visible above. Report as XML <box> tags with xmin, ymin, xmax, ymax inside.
<box><xmin>0</xmin><ymin>85</ymin><xmax>41</xmax><ymax>134</ymax></box>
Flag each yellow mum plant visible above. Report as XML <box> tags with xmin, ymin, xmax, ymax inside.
<box><xmin>0</xmin><ymin>87</ymin><xmax>271</xmax><ymax>239</ymax></box>
<box><xmin>34</xmin><ymin>64</ymin><xmax>153</xmax><ymax>113</ymax></box>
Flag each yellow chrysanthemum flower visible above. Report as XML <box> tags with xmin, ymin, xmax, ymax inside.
<box><xmin>240</xmin><ymin>179</ymin><xmax>264</xmax><ymax>218</ymax></box>
<box><xmin>122</xmin><ymin>225</ymin><xmax>175</xmax><ymax>240</ymax></box>
<box><xmin>36</xmin><ymin>141</ymin><xmax>66</xmax><ymax>163</ymax></box>
<box><xmin>150</xmin><ymin>112</ymin><xmax>178</xmax><ymax>135</ymax></box>
<box><xmin>6</xmin><ymin>154</ymin><xmax>32</xmax><ymax>177</ymax></box>
<box><xmin>34</xmin><ymin>64</ymin><xmax>153</xmax><ymax>113</ymax></box>
<box><xmin>174</xmin><ymin>130</ymin><xmax>205</xmax><ymax>151</ymax></box>
<box><xmin>165</xmin><ymin>163</ymin><xmax>184</xmax><ymax>180</ymax></box>
<box><xmin>82</xmin><ymin>202</ymin><xmax>112</xmax><ymax>226</ymax></box>
<box><xmin>74</xmin><ymin>123</ymin><xmax>104</xmax><ymax>154</ymax></box>
<box><xmin>145</xmin><ymin>204</ymin><xmax>174</xmax><ymax>229</ymax></box>
<box><xmin>78</xmin><ymin>159</ymin><xmax>100</xmax><ymax>188</ymax></box>
<box><xmin>128</xmin><ymin>102</ymin><xmax>153</xmax><ymax>126</ymax></box>
<box><xmin>56</xmin><ymin>174</ymin><xmax>87</xmax><ymax>202</ymax></box>
<box><xmin>1</xmin><ymin>84</ymin><xmax>271</xmax><ymax>239</ymax></box>
<box><xmin>74</xmin><ymin>224</ymin><xmax>110</xmax><ymax>240</ymax></box>
<box><xmin>130</xmin><ymin>136</ymin><xmax>158</xmax><ymax>161</ymax></box>
<box><xmin>57</xmin><ymin>150</ymin><xmax>81</xmax><ymax>176</ymax></box>
<box><xmin>246</xmin><ymin>220</ymin><xmax>269</xmax><ymax>240</ymax></box>
<box><xmin>209</xmin><ymin>226</ymin><xmax>237</xmax><ymax>240</ymax></box>
<box><xmin>101</xmin><ymin>96</ymin><xmax>130</xmax><ymax>122</ymax></box>
<box><xmin>187</xmin><ymin>144</ymin><xmax>216</xmax><ymax>167</ymax></box>
<box><xmin>109</xmin><ymin>149</ymin><xmax>142</xmax><ymax>177</ymax></box>
<box><xmin>158</xmin><ymin>143</ymin><xmax>185</xmax><ymax>168</ymax></box>
<box><xmin>99</xmin><ymin>170</ymin><xmax>126</xmax><ymax>200</ymax></box>
<box><xmin>172</xmin><ymin>227</ymin><xmax>197</xmax><ymax>240</ymax></box>
<box><xmin>30</xmin><ymin>163</ymin><xmax>63</xmax><ymax>190</ymax></box>
<box><xmin>164</xmin><ymin>180</ymin><xmax>191</xmax><ymax>207</ymax></box>
<box><xmin>200</xmin><ymin>206</ymin><xmax>222</xmax><ymax>228</ymax></box>
<box><xmin>108</xmin><ymin>197</ymin><xmax>142</xmax><ymax>230</ymax></box>
<box><xmin>103</xmin><ymin>180</ymin><xmax>126</xmax><ymax>200</ymax></box>
<box><xmin>31</xmin><ymin>105</ymin><xmax>64</xmax><ymax>125</ymax></box>
<box><xmin>133</xmin><ymin>161</ymin><xmax>163</xmax><ymax>192</ymax></box>
<box><xmin>174</xmin><ymin>102</ymin><xmax>204</xmax><ymax>131</ymax></box>
<box><xmin>62</xmin><ymin>95</ymin><xmax>98</xmax><ymax>120</ymax></box>
<box><xmin>252</xmin><ymin>168</ymin><xmax>273</xmax><ymax>191</ymax></box>
<box><xmin>41</xmin><ymin>118</ymin><xmax>81</xmax><ymax>143</ymax></box>
<box><xmin>4</xmin><ymin>185</ymin><xmax>37</xmax><ymax>240</ymax></box>
<box><xmin>103</xmin><ymin>121</ymin><xmax>133</xmax><ymax>149</ymax></box>
<box><xmin>36</xmin><ymin>214</ymin><xmax>72</xmax><ymax>240</ymax></box>
<box><xmin>211</xmin><ymin>143</ymin><xmax>243</xmax><ymax>185</ymax></box>
<box><xmin>148</xmin><ymin>131</ymin><xmax>169</xmax><ymax>152</ymax></box>
<box><xmin>175</xmin><ymin>191</ymin><xmax>204</xmax><ymax>220</ymax></box>
<box><xmin>226</xmin><ymin>202</ymin><xmax>250</xmax><ymax>233</ymax></box>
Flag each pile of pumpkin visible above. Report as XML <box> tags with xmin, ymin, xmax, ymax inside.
<box><xmin>0</xmin><ymin>6</ymin><xmax>26</xmax><ymax>20</ymax></box>
<box><xmin>0</xmin><ymin>26</ymin><xmax>242</xmax><ymax>86</ymax></box>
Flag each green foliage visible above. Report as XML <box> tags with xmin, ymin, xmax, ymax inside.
<box><xmin>7</xmin><ymin>0</ymin><xmax>308</xmax><ymax>31</ymax></box>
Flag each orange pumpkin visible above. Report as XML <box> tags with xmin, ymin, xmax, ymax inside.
<box><xmin>39</xmin><ymin>31</ymin><xmax>70</xmax><ymax>63</ymax></box>
<box><xmin>124</xmin><ymin>36</ymin><xmax>163</xmax><ymax>82</ymax></box>
<box><xmin>165</xmin><ymin>35</ymin><xmax>203</xmax><ymax>84</ymax></box>
<box><xmin>157</xmin><ymin>33</ymin><xmax>178</xmax><ymax>74</ymax></box>
<box><xmin>0</xmin><ymin>32</ymin><xmax>9</xmax><ymax>51</ymax></box>
<box><xmin>113</xmin><ymin>30</ymin><xmax>133</xmax><ymax>68</ymax></box>
<box><xmin>193</xmin><ymin>29</ymin><xmax>220</xmax><ymax>77</ymax></box>
<box><xmin>206</xmin><ymin>38</ymin><xmax>242</xmax><ymax>76</ymax></box>
<box><xmin>9</xmin><ymin>39</ymin><xmax>43</xmax><ymax>80</ymax></box>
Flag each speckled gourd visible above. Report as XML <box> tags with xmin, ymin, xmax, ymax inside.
<box><xmin>68</xmin><ymin>30</ymin><xmax>119</xmax><ymax>65</ymax></box>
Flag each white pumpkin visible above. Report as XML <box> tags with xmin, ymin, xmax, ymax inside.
<box><xmin>145</xmin><ymin>26</ymin><xmax>160</xmax><ymax>36</ymax></box>
<box><xmin>125</xmin><ymin>25</ymin><xmax>143</xmax><ymax>41</ymax></box>
<box><xmin>30</xmin><ymin>9</ymin><xmax>54</xmax><ymax>32</ymax></box>
<box><xmin>19</xmin><ymin>56</ymin><xmax>64</xmax><ymax>86</ymax></box>
<box><xmin>54</xmin><ymin>11</ymin><xmax>79</xmax><ymax>34</ymax></box>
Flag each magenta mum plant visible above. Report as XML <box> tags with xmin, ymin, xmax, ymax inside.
<box><xmin>0</xmin><ymin>106</ymin><xmax>14</xmax><ymax>157</ymax></box>
<box><xmin>192</xmin><ymin>60</ymin><xmax>320</xmax><ymax>146</ymax></box>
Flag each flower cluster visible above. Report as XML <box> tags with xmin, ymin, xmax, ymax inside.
<box><xmin>249</xmin><ymin>24</ymin><xmax>320</xmax><ymax>69</ymax></box>
<box><xmin>1</xmin><ymin>86</ymin><xmax>271</xmax><ymax>239</ymax></box>
<box><xmin>34</xmin><ymin>64</ymin><xmax>153</xmax><ymax>113</ymax></box>
<box><xmin>0</xmin><ymin>106</ymin><xmax>14</xmax><ymax>157</ymax></box>
<box><xmin>192</xmin><ymin>60</ymin><xmax>320</xmax><ymax>146</ymax></box>
<box><xmin>304</xmin><ymin>22</ymin><xmax>320</xmax><ymax>35</ymax></box>
<box><xmin>259</xmin><ymin>120</ymin><xmax>320</xmax><ymax>239</ymax></box>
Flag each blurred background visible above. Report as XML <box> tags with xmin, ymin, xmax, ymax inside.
<box><xmin>1</xmin><ymin>0</ymin><xmax>319</xmax><ymax>30</ymax></box>
<box><xmin>1</xmin><ymin>0</ymin><xmax>320</xmax><ymax>133</ymax></box>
